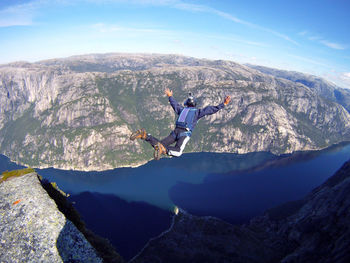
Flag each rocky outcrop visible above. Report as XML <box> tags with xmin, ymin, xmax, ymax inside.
<box><xmin>0</xmin><ymin>171</ymin><xmax>103</xmax><ymax>263</ymax></box>
<box><xmin>246</xmin><ymin>64</ymin><xmax>350</xmax><ymax>112</ymax></box>
<box><xmin>1</xmin><ymin>54</ymin><xmax>350</xmax><ymax>170</ymax></box>
<box><xmin>132</xmin><ymin>159</ymin><xmax>350</xmax><ymax>263</ymax></box>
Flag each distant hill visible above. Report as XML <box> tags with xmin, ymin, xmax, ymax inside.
<box><xmin>1</xmin><ymin>53</ymin><xmax>350</xmax><ymax>170</ymax></box>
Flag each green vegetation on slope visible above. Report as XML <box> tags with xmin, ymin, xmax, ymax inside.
<box><xmin>0</xmin><ymin>168</ymin><xmax>35</xmax><ymax>184</ymax></box>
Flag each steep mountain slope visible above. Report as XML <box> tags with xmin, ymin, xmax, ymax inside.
<box><xmin>246</xmin><ymin>64</ymin><xmax>350</xmax><ymax>112</ymax></box>
<box><xmin>131</xmin><ymin>159</ymin><xmax>350</xmax><ymax>263</ymax></box>
<box><xmin>1</xmin><ymin>54</ymin><xmax>350</xmax><ymax>170</ymax></box>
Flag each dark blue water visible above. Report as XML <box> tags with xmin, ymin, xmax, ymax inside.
<box><xmin>30</xmin><ymin>143</ymin><xmax>350</xmax><ymax>215</ymax></box>
<box><xmin>35</xmin><ymin>151</ymin><xmax>277</xmax><ymax>210</ymax></box>
<box><xmin>0</xmin><ymin>155</ymin><xmax>26</xmax><ymax>171</ymax></box>
<box><xmin>170</xmin><ymin>144</ymin><xmax>350</xmax><ymax>223</ymax></box>
<box><xmin>1</xmin><ymin>142</ymin><xmax>350</xmax><ymax>260</ymax></box>
<box><xmin>68</xmin><ymin>192</ymin><xmax>172</xmax><ymax>260</ymax></box>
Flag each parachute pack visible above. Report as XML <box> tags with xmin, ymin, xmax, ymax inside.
<box><xmin>176</xmin><ymin>107</ymin><xmax>198</xmax><ymax>134</ymax></box>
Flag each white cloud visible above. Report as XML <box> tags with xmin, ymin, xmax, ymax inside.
<box><xmin>299</xmin><ymin>30</ymin><xmax>347</xmax><ymax>50</ymax></box>
<box><xmin>174</xmin><ymin>2</ymin><xmax>250</xmax><ymax>25</ymax></box>
<box><xmin>342</xmin><ymin>72</ymin><xmax>350</xmax><ymax>79</ymax></box>
<box><xmin>298</xmin><ymin>30</ymin><xmax>308</xmax><ymax>36</ymax></box>
<box><xmin>321</xmin><ymin>71</ymin><xmax>350</xmax><ymax>89</ymax></box>
<box><xmin>90</xmin><ymin>22</ymin><xmax>270</xmax><ymax>50</ymax></box>
<box><xmin>0</xmin><ymin>0</ymin><xmax>54</xmax><ymax>27</ymax></box>
<box><xmin>172</xmin><ymin>2</ymin><xmax>298</xmax><ymax>45</ymax></box>
<box><xmin>308</xmin><ymin>35</ymin><xmax>322</xmax><ymax>41</ymax></box>
<box><xmin>0</xmin><ymin>3</ymin><xmax>35</xmax><ymax>27</ymax></box>
<box><xmin>91</xmin><ymin>22</ymin><xmax>171</xmax><ymax>35</ymax></box>
<box><xmin>320</xmin><ymin>40</ymin><xmax>347</xmax><ymax>50</ymax></box>
<box><xmin>288</xmin><ymin>54</ymin><xmax>328</xmax><ymax>67</ymax></box>
<box><xmin>336</xmin><ymin>72</ymin><xmax>350</xmax><ymax>89</ymax></box>
<box><xmin>202</xmin><ymin>33</ymin><xmax>269</xmax><ymax>48</ymax></box>
<box><xmin>83</xmin><ymin>0</ymin><xmax>299</xmax><ymax>45</ymax></box>
<box><xmin>0</xmin><ymin>0</ymin><xmax>298</xmax><ymax>46</ymax></box>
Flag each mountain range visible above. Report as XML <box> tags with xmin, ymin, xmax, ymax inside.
<box><xmin>1</xmin><ymin>53</ymin><xmax>350</xmax><ymax>170</ymax></box>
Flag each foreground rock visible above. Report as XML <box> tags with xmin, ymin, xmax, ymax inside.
<box><xmin>0</xmin><ymin>172</ymin><xmax>103</xmax><ymax>263</ymax></box>
<box><xmin>132</xmin><ymin>160</ymin><xmax>350</xmax><ymax>263</ymax></box>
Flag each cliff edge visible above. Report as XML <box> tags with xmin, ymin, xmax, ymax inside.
<box><xmin>0</xmin><ymin>170</ymin><xmax>103</xmax><ymax>262</ymax></box>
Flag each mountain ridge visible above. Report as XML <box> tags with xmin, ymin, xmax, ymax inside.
<box><xmin>246</xmin><ymin>63</ymin><xmax>350</xmax><ymax>112</ymax></box>
<box><xmin>1</xmin><ymin>53</ymin><xmax>350</xmax><ymax>170</ymax></box>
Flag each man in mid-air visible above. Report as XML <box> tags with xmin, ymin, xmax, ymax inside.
<box><xmin>130</xmin><ymin>88</ymin><xmax>231</xmax><ymax>160</ymax></box>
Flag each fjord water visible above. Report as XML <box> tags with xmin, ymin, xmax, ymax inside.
<box><xmin>1</xmin><ymin>143</ymin><xmax>350</xmax><ymax>260</ymax></box>
<box><xmin>33</xmin><ymin>143</ymin><xmax>350</xmax><ymax>216</ymax></box>
<box><xmin>170</xmin><ymin>143</ymin><xmax>350</xmax><ymax>223</ymax></box>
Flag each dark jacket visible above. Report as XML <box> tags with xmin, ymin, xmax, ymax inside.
<box><xmin>169</xmin><ymin>96</ymin><xmax>225</xmax><ymax>131</ymax></box>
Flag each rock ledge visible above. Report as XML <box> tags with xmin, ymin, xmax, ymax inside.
<box><xmin>0</xmin><ymin>172</ymin><xmax>103</xmax><ymax>263</ymax></box>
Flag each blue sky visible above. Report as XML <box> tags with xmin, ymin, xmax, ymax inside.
<box><xmin>0</xmin><ymin>0</ymin><xmax>349</xmax><ymax>88</ymax></box>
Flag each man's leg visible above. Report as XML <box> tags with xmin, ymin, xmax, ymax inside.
<box><xmin>145</xmin><ymin>134</ymin><xmax>160</xmax><ymax>148</ymax></box>
<box><xmin>130</xmin><ymin>128</ymin><xmax>160</xmax><ymax>148</ymax></box>
<box><xmin>152</xmin><ymin>132</ymin><xmax>177</xmax><ymax>160</ymax></box>
<box><xmin>131</xmin><ymin>128</ymin><xmax>175</xmax><ymax>160</ymax></box>
<box><xmin>145</xmin><ymin>131</ymin><xmax>175</xmax><ymax>149</ymax></box>
<box><xmin>145</xmin><ymin>134</ymin><xmax>171</xmax><ymax>160</ymax></box>
<box><xmin>160</xmin><ymin>132</ymin><xmax>176</xmax><ymax>150</ymax></box>
<box><xmin>167</xmin><ymin>136</ymin><xmax>190</xmax><ymax>157</ymax></box>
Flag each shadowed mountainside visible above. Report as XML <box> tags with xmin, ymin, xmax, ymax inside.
<box><xmin>132</xmin><ymin>159</ymin><xmax>350</xmax><ymax>263</ymax></box>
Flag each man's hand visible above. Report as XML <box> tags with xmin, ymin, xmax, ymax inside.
<box><xmin>224</xmin><ymin>95</ymin><xmax>231</xmax><ymax>105</ymax></box>
<box><xmin>165</xmin><ymin>88</ymin><xmax>173</xmax><ymax>97</ymax></box>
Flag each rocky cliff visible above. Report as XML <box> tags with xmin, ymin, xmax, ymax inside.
<box><xmin>131</xmin><ymin>159</ymin><xmax>350</xmax><ymax>263</ymax></box>
<box><xmin>0</xmin><ymin>170</ymin><xmax>103</xmax><ymax>262</ymax></box>
<box><xmin>247</xmin><ymin>64</ymin><xmax>350</xmax><ymax>112</ymax></box>
<box><xmin>1</xmin><ymin>53</ymin><xmax>350</xmax><ymax>170</ymax></box>
<box><xmin>0</xmin><ymin>169</ymin><xmax>123</xmax><ymax>263</ymax></box>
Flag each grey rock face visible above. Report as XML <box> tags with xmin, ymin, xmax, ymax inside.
<box><xmin>1</xmin><ymin>54</ymin><xmax>350</xmax><ymax>170</ymax></box>
<box><xmin>132</xmin><ymin>160</ymin><xmax>350</xmax><ymax>263</ymax></box>
<box><xmin>246</xmin><ymin>64</ymin><xmax>350</xmax><ymax>112</ymax></box>
<box><xmin>0</xmin><ymin>172</ymin><xmax>102</xmax><ymax>263</ymax></box>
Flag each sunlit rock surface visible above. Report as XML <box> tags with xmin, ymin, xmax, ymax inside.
<box><xmin>0</xmin><ymin>172</ymin><xmax>102</xmax><ymax>263</ymax></box>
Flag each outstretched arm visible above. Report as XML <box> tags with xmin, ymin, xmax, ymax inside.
<box><xmin>198</xmin><ymin>95</ymin><xmax>231</xmax><ymax>119</ymax></box>
<box><xmin>165</xmin><ymin>88</ymin><xmax>183</xmax><ymax>115</ymax></box>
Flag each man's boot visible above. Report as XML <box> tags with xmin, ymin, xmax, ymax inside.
<box><xmin>154</xmin><ymin>142</ymin><xmax>167</xmax><ymax>160</ymax></box>
<box><xmin>130</xmin><ymin>128</ymin><xmax>147</xmax><ymax>140</ymax></box>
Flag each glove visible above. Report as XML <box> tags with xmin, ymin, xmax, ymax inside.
<box><xmin>224</xmin><ymin>95</ymin><xmax>231</xmax><ymax>105</ymax></box>
<box><xmin>165</xmin><ymin>88</ymin><xmax>173</xmax><ymax>97</ymax></box>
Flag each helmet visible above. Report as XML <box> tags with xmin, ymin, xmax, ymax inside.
<box><xmin>184</xmin><ymin>92</ymin><xmax>197</xmax><ymax>107</ymax></box>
